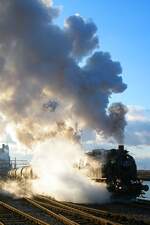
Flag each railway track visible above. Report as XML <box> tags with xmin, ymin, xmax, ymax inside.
<box><xmin>32</xmin><ymin>196</ymin><xmax>123</xmax><ymax>225</ymax></box>
<box><xmin>34</xmin><ymin>196</ymin><xmax>150</xmax><ymax>225</ymax></box>
<box><xmin>0</xmin><ymin>196</ymin><xmax>120</xmax><ymax>225</ymax></box>
<box><xmin>0</xmin><ymin>197</ymin><xmax>70</xmax><ymax>225</ymax></box>
<box><xmin>0</xmin><ymin>200</ymin><xmax>49</xmax><ymax>225</ymax></box>
<box><xmin>63</xmin><ymin>198</ymin><xmax>150</xmax><ymax>215</ymax></box>
<box><xmin>0</xmin><ymin>195</ymin><xmax>150</xmax><ymax>225</ymax></box>
<box><xmin>0</xmin><ymin>195</ymin><xmax>122</xmax><ymax>225</ymax></box>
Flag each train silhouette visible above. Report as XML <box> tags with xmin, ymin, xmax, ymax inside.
<box><xmin>76</xmin><ymin>145</ymin><xmax>149</xmax><ymax>199</ymax></box>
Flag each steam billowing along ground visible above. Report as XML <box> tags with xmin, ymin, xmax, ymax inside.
<box><xmin>31</xmin><ymin>139</ymin><xmax>110</xmax><ymax>203</ymax></box>
<box><xmin>0</xmin><ymin>0</ymin><xmax>127</xmax><ymax>147</ymax></box>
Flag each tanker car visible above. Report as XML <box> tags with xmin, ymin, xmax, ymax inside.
<box><xmin>7</xmin><ymin>166</ymin><xmax>36</xmax><ymax>180</ymax></box>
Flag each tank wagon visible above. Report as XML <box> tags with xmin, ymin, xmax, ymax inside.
<box><xmin>8</xmin><ymin>166</ymin><xmax>37</xmax><ymax>180</ymax></box>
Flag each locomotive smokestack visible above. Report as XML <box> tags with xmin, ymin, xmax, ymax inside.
<box><xmin>118</xmin><ymin>144</ymin><xmax>124</xmax><ymax>151</ymax></box>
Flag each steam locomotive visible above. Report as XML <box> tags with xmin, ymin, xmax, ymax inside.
<box><xmin>102</xmin><ymin>145</ymin><xmax>149</xmax><ymax>198</ymax></box>
<box><xmin>77</xmin><ymin>145</ymin><xmax>149</xmax><ymax>199</ymax></box>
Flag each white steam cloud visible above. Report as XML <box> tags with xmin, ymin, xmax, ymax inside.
<box><xmin>31</xmin><ymin>138</ymin><xmax>110</xmax><ymax>203</ymax></box>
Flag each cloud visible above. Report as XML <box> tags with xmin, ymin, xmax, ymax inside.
<box><xmin>126</xmin><ymin>105</ymin><xmax>150</xmax><ymax>122</ymax></box>
<box><xmin>41</xmin><ymin>0</ymin><xmax>52</xmax><ymax>7</ymax></box>
<box><xmin>125</xmin><ymin>106</ymin><xmax>150</xmax><ymax>146</ymax></box>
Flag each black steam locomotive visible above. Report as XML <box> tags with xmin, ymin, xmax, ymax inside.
<box><xmin>102</xmin><ymin>145</ymin><xmax>149</xmax><ymax>198</ymax></box>
<box><xmin>79</xmin><ymin>145</ymin><xmax>149</xmax><ymax>199</ymax></box>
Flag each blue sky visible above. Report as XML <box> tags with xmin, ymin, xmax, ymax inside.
<box><xmin>54</xmin><ymin>0</ymin><xmax>150</xmax><ymax>108</ymax></box>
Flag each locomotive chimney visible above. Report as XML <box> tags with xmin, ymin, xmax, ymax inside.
<box><xmin>118</xmin><ymin>144</ymin><xmax>124</xmax><ymax>151</ymax></box>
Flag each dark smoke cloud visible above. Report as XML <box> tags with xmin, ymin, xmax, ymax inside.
<box><xmin>0</xmin><ymin>0</ymin><xmax>127</xmax><ymax>146</ymax></box>
<box><xmin>0</xmin><ymin>57</ymin><xmax>5</xmax><ymax>72</ymax></box>
<box><xmin>65</xmin><ymin>15</ymin><xmax>99</xmax><ymax>59</ymax></box>
<box><xmin>109</xmin><ymin>103</ymin><xmax>128</xmax><ymax>143</ymax></box>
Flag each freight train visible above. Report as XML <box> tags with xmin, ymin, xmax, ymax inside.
<box><xmin>0</xmin><ymin>144</ymin><xmax>149</xmax><ymax>199</ymax></box>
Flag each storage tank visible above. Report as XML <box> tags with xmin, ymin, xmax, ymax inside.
<box><xmin>0</xmin><ymin>144</ymin><xmax>11</xmax><ymax>177</ymax></box>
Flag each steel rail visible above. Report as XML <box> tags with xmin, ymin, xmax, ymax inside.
<box><xmin>62</xmin><ymin>201</ymin><xmax>113</xmax><ymax>216</ymax></box>
<box><xmin>0</xmin><ymin>200</ymin><xmax>50</xmax><ymax>225</ymax></box>
<box><xmin>32</xmin><ymin>199</ymin><xmax>86</xmax><ymax>221</ymax></box>
<box><xmin>0</xmin><ymin>222</ymin><xmax>4</xmax><ymax>225</ymax></box>
<box><xmin>25</xmin><ymin>197</ymin><xmax>79</xmax><ymax>225</ymax></box>
<box><xmin>35</xmin><ymin>196</ymin><xmax>122</xmax><ymax>225</ymax></box>
<box><xmin>37</xmin><ymin>196</ymin><xmax>150</xmax><ymax>225</ymax></box>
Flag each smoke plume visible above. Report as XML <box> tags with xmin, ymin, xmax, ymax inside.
<box><xmin>109</xmin><ymin>103</ymin><xmax>128</xmax><ymax>143</ymax></box>
<box><xmin>0</xmin><ymin>0</ymin><xmax>127</xmax><ymax>146</ymax></box>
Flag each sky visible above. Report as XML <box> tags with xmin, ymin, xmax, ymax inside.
<box><xmin>54</xmin><ymin>0</ymin><xmax>150</xmax><ymax>108</ymax></box>
<box><xmin>0</xmin><ymin>0</ymin><xmax>150</xmax><ymax>169</ymax></box>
